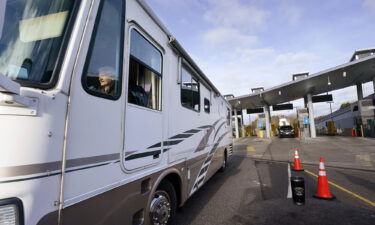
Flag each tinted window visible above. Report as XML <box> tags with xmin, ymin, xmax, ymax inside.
<box><xmin>82</xmin><ymin>0</ymin><xmax>124</xmax><ymax>99</ymax></box>
<box><xmin>128</xmin><ymin>29</ymin><xmax>162</xmax><ymax>110</ymax></box>
<box><xmin>0</xmin><ymin>0</ymin><xmax>76</xmax><ymax>86</ymax></box>
<box><xmin>181</xmin><ymin>66</ymin><xmax>200</xmax><ymax>111</ymax></box>
<box><xmin>280</xmin><ymin>126</ymin><xmax>293</xmax><ymax>130</ymax></box>
<box><xmin>130</xmin><ymin>30</ymin><xmax>162</xmax><ymax>73</ymax></box>
<box><xmin>204</xmin><ymin>98</ymin><xmax>210</xmax><ymax>113</ymax></box>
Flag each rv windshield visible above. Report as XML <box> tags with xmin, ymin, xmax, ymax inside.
<box><xmin>0</xmin><ymin>0</ymin><xmax>75</xmax><ymax>86</ymax></box>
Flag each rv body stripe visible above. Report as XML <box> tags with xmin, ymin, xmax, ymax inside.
<box><xmin>213</xmin><ymin>121</ymin><xmax>226</xmax><ymax>141</ymax></box>
<box><xmin>125</xmin><ymin>150</ymin><xmax>161</xmax><ymax>161</ymax></box>
<box><xmin>184</xmin><ymin>129</ymin><xmax>201</xmax><ymax>133</ymax></box>
<box><xmin>194</xmin><ymin>119</ymin><xmax>223</xmax><ymax>152</ymax></box>
<box><xmin>147</xmin><ymin>142</ymin><xmax>162</xmax><ymax>148</ymax></box>
<box><xmin>162</xmin><ymin>148</ymin><xmax>171</xmax><ymax>153</ymax></box>
<box><xmin>190</xmin><ymin>131</ymin><xmax>229</xmax><ymax>195</ymax></box>
<box><xmin>1</xmin><ymin>120</ymin><xmax>224</xmax><ymax>183</ymax></box>
<box><xmin>198</xmin><ymin>125</ymin><xmax>212</xmax><ymax>129</ymax></box>
<box><xmin>0</xmin><ymin>153</ymin><xmax>120</xmax><ymax>178</ymax></box>
<box><xmin>169</xmin><ymin>133</ymin><xmax>194</xmax><ymax>139</ymax></box>
<box><xmin>0</xmin><ymin>160</ymin><xmax>120</xmax><ymax>184</ymax></box>
<box><xmin>163</xmin><ymin>140</ymin><xmax>183</xmax><ymax>146</ymax></box>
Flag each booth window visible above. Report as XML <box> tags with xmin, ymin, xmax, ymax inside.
<box><xmin>82</xmin><ymin>0</ymin><xmax>124</xmax><ymax>99</ymax></box>
<box><xmin>204</xmin><ymin>98</ymin><xmax>210</xmax><ymax>113</ymax></box>
<box><xmin>128</xmin><ymin>29</ymin><xmax>162</xmax><ymax>110</ymax></box>
<box><xmin>181</xmin><ymin>66</ymin><xmax>200</xmax><ymax>111</ymax></box>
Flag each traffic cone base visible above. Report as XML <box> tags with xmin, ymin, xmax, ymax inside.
<box><xmin>313</xmin><ymin>194</ymin><xmax>335</xmax><ymax>200</ymax></box>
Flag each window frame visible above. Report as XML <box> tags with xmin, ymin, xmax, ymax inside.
<box><xmin>81</xmin><ymin>0</ymin><xmax>125</xmax><ymax>100</ymax></box>
<box><xmin>13</xmin><ymin>0</ymin><xmax>82</xmax><ymax>90</ymax></box>
<box><xmin>127</xmin><ymin>27</ymin><xmax>163</xmax><ymax>111</ymax></box>
<box><xmin>180</xmin><ymin>63</ymin><xmax>201</xmax><ymax>112</ymax></box>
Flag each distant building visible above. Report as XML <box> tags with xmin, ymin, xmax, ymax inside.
<box><xmin>316</xmin><ymin>94</ymin><xmax>375</xmax><ymax>137</ymax></box>
<box><xmin>224</xmin><ymin>94</ymin><xmax>234</xmax><ymax>100</ymax></box>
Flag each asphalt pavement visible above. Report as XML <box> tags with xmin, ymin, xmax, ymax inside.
<box><xmin>173</xmin><ymin>136</ymin><xmax>375</xmax><ymax>225</ymax></box>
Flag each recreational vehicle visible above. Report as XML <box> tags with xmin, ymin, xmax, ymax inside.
<box><xmin>0</xmin><ymin>0</ymin><xmax>233</xmax><ymax>224</ymax></box>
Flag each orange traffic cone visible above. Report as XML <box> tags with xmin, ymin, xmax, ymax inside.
<box><xmin>314</xmin><ymin>157</ymin><xmax>335</xmax><ymax>200</ymax></box>
<box><xmin>293</xmin><ymin>149</ymin><xmax>304</xmax><ymax>171</ymax></box>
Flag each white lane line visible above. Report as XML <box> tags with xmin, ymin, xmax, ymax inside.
<box><xmin>287</xmin><ymin>163</ymin><xmax>292</xmax><ymax>198</ymax></box>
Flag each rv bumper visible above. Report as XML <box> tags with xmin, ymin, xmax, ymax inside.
<box><xmin>0</xmin><ymin>198</ymin><xmax>24</xmax><ymax>225</ymax></box>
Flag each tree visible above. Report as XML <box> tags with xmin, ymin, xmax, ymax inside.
<box><xmin>340</xmin><ymin>102</ymin><xmax>351</xmax><ymax>109</ymax></box>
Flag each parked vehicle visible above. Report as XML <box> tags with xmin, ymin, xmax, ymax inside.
<box><xmin>0</xmin><ymin>0</ymin><xmax>233</xmax><ymax>224</ymax></box>
<box><xmin>279</xmin><ymin>125</ymin><xmax>295</xmax><ymax>138</ymax></box>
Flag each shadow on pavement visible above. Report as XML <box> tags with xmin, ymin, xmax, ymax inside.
<box><xmin>173</xmin><ymin>155</ymin><xmax>246</xmax><ymax>225</ymax></box>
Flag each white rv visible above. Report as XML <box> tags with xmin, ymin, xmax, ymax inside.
<box><xmin>0</xmin><ymin>0</ymin><xmax>233</xmax><ymax>224</ymax></box>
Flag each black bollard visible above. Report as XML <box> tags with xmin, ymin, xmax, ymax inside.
<box><xmin>291</xmin><ymin>176</ymin><xmax>305</xmax><ymax>205</ymax></box>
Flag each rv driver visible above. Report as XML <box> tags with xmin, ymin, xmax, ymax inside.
<box><xmin>98</xmin><ymin>66</ymin><xmax>116</xmax><ymax>95</ymax></box>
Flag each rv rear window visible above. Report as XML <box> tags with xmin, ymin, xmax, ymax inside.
<box><xmin>128</xmin><ymin>29</ymin><xmax>162</xmax><ymax>110</ymax></box>
<box><xmin>204</xmin><ymin>98</ymin><xmax>210</xmax><ymax>113</ymax></box>
<box><xmin>181</xmin><ymin>66</ymin><xmax>200</xmax><ymax>111</ymax></box>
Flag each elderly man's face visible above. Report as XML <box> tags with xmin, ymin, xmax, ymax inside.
<box><xmin>99</xmin><ymin>73</ymin><xmax>113</xmax><ymax>87</ymax></box>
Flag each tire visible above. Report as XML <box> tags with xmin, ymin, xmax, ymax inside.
<box><xmin>149</xmin><ymin>180</ymin><xmax>177</xmax><ymax>225</ymax></box>
<box><xmin>219</xmin><ymin>151</ymin><xmax>227</xmax><ymax>172</ymax></box>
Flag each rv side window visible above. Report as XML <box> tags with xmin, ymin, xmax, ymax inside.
<box><xmin>128</xmin><ymin>29</ymin><xmax>162</xmax><ymax>110</ymax></box>
<box><xmin>82</xmin><ymin>0</ymin><xmax>124</xmax><ymax>100</ymax></box>
<box><xmin>181</xmin><ymin>66</ymin><xmax>200</xmax><ymax>111</ymax></box>
<box><xmin>204</xmin><ymin>98</ymin><xmax>210</xmax><ymax>113</ymax></box>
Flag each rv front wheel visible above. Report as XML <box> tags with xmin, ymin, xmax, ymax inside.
<box><xmin>150</xmin><ymin>180</ymin><xmax>177</xmax><ymax>225</ymax></box>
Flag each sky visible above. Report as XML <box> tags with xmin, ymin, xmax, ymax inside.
<box><xmin>146</xmin><ymin>0</ymin><xmax>375</xmax><ymax>123</ymax></box>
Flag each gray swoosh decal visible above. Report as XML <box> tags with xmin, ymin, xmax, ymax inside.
<box><xmin>195</xmin><ymin>119</ymin><xmax>223</xmax><ymax>152</ymax></box>
<box><xmin>191</xmin><ymin>131</ymin><xmax>229</xmax><ymax>193</ymax></box>
<box><xmin>0</xmin><ymin>153</ymin><xmax>120</xmax><ymax>178</ymax></box>
<box><xmin>213</xmin><ymin>121</ymin><xmax>227</xmax><ymax>141</ymax></box>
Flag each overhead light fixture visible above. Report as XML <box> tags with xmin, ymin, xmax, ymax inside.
<box><xmin>343</xmin><ymin>71</ymin><xmax>346</xmax><ymax>77</ymax></box>
<box><xmin>327</xmin><ymin>76</ymin><xmax>331</xmax><ymax>86</ymax></box>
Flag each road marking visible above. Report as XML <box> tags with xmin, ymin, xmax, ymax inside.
<box><xmin>247</xmin><ymin>146</ymin><xmax>255</xmax><ymax>151</ymax></box>
<box><xmin>287</xmin><ymin>163</ymin><xmax>292</xmax><ymax>198</ymax></box>
<box><xmin>304</xmin><ymin>169</ymin><xmax>375</xmax><ymax>207</ymax></box>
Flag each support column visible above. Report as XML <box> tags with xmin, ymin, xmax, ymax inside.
<box><xmin>240</xmin><ymin>111</ymin><xmax>246</xmax><ymax>137</ymax></box>
<box><xmin>264</xmin><ymin>105</ymin><xmax>271</xmax><ymax>139</ymax></box>
<box><xmin>234</xmin><ymin>110</ymin><xmax>239</xmax><ymax>139</ymax></box>
<box><xmin>307</xmin><ymin>93</ymin><xmax>316</xmax><ymax>138</ymax></box>
<box><xmin>304</xmin><ymin>96</ymin><xmax>308</xmax><ymax>108</ymax></box>
<box><xmin>356</xmin><ymin>83</ymin><xmax>363</xmax><ymax>100</ymax></box>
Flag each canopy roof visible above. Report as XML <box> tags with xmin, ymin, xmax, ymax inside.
<box><xmin>228</xmin><ymin>54</ymin><xmax>375</xmax><ymax>110</ymax></box>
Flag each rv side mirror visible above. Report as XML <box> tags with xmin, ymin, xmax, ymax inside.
<box><xmin>0</xmin><ymin>73</ymin><xmax>21</xmax><ymax>95</ymax></box>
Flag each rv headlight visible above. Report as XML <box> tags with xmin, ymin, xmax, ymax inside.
<box><xmin>0</xmin><ymin>198</ymin><xmax>23</xmax><ymax>225</ymax></box>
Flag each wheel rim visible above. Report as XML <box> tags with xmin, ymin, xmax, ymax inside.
<box><xmin>150</xmin><ymin>190</ymin><xmax>171</xmax><ymax>225</ymax></box>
